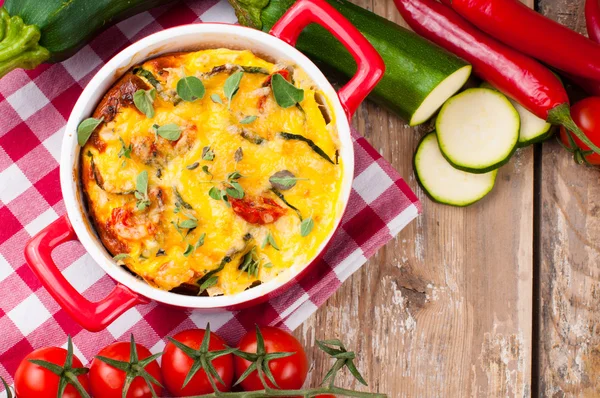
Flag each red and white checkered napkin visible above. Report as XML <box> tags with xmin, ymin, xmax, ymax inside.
<box><xmin>0</xmin><ymin>0</ymin><xmax>420</xmax><ymax>386</ymax></box>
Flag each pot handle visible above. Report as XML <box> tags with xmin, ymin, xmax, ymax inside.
<box><xmin>24</xmin><ymin>215</ymin><xmax>148</xmax><ymax>332</ymax></box>
<box><xmin>270</xmin><ymin>0</ymin><xmax>385</xmax><ymax>119</ymax></box>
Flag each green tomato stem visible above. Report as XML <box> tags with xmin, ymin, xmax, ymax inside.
<box><xmin>185</xmin><ymin>386</ymin><xmax>387</xmax><ymax>398</ymax></box>
<box><xmin>547</xmin><ymin>103</ymin><xmax>600</xmax><ymax>156</ymax></box>
<box><xmin>0</xmin><ymin>8</ymin><xmax>50</xmax><ymax>78</ymax></box>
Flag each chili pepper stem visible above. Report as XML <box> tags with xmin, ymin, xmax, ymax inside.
<box><xmin>0</xmin><ymin>8</ymin><xmax>50</xmax><ymax>78</ymax></box>
<box><xmin>186</xmin><ymin>386</ymin><xmax>388</xmax><ymax>397</ymax></box>
<box><xmin>547</xmin><ymin>103</ymin><xmax>600</xmax><ymax>156</ymax></box>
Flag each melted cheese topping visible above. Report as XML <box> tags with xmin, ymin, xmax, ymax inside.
<box><xmin>81</xmin><ymin>49</ymin><xmax>343</xmax><ymax>296</ymax></box>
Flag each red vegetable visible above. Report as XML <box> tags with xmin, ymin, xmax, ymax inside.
<box><xmin>587</xmin><ymin>0</ymin><xmax>600</xmax><ymax>42</ymax></box>
<box><xmin>14</xmin><ymin>338</ymin><xmax>90</xmax><ymax>398</ymax></box>
<box><xmin>560</xmin><ymin>97</ymin><xmax>600</xmax><ymax>165</ymax></box>
<box><xmin>440</xmin><ymin>0</ymin><xmax>600</xmax><ymax>82</ymax></box>
<box><xmin>234</xmin><ymin>326</ymin><xmax>308</xmax><ymax>391</ymax></box>
<box><xmin>229</xmin><ymin>195</ymin><xmax>286</xmax><ymax>225</ymax></box>
<box><xmin>89</xmin><ymin>336</ymin><xmax>163</xmax><ymax>398</ymax></box>
<box><xmin>162</xmin><ymin>328</ymin><xmax>235</xmax><ymax>396</ymax></box>
<box><xmin>393</xmin><ymin>0</ymin><xmax>600</xmax><ymax>154</ymax></box>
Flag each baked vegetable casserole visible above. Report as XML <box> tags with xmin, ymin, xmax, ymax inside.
<box><xmin>79</xmin><ymin>49</ymin><xmax>343</xmax><ymax>297</ymax></box>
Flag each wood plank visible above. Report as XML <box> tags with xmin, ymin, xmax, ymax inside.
<box><xmin>538</xmin><ymin>1</ymin><xmax>600</xmax><ymax>395</ymax></box>
<box><xmin>293</xmin><ymin>1</ymin><xmax>534</xmax><ymax>395</ymax></box>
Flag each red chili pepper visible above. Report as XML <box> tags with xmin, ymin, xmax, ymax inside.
<box><xmin>440</xmin><ymin>0</ymin><xmax>600</xmax><ymax>82</ymax></box>
<box><xmin>587</xmin><ymin>0</ymin><xmax>600</xmax><ymax>42</ymax></box>
<box><xmin>571</xmin><ymin>0</ymin><xmax>600</xmax><ymax>96</ymax></box>
<box><xmin>229</xmin><ymin>195</ymin><xmax>286</xmax><ymax>225</ymax></box>
<box><xmin>393</xmin><ymin>0</ymin><xmax>600</xmax><ymax>154</ymax></box>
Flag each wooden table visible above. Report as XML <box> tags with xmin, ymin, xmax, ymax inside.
<box><xmin>291</xmin><ymin>0</ymin><xmax>600</xmax><ymax>396</ymax></box>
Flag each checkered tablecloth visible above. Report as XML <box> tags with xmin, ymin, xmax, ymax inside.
<box><xmin>0</xmin><ymin>0</ymin><xmax>420</xmax><ymax>390</ymax></box>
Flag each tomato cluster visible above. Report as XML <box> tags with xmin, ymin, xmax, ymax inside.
<box><xmin>10</xmin><ymin>326</ymin><xmax>308</xmax><ymax>398</ymax></box>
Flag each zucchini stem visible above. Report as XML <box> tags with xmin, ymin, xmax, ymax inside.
<box><xmin>0</xmin><ymin>8</ymin><xmax>50</xmax><ymax>78</ymax></box>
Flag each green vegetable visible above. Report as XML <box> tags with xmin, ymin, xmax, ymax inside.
<box><xmin>228</xmin><ymin>0</ymin><xmax>471</xmax><ymax>125</ymax></box>
<box><xmin>414</xmin><ymin>132</ymin><xmax>497</xmax><ymax>207</ymax></box>
<box><xmin>113</xmin><ymin>253</ymin><xmax>130</xmax><ymax>261</ymax></box>
<box><xmin>155</xmin><ymin>123</ymin><xmax>181</xmax><ymax>141</ymax></box>
<box><xmin>240</xmin><ymin>115</ymin><xmax>257</xmax><ymax>124</ymax></box>
<box><xmin>186</xmin><ymin>162</ymin><xmax>199</xmax><ymax>170</ymax></box>
<box><xmin>118</xmin><ymin>137</ymin><xmax>132</xmax><ymax>159</ymax></box>
<box><xmin>262</xmin><ymin>231</ymin><xmax>280</xmax><ymax>250</ymax></box>
<box><xmin>177</xmin><ymin>76</ymin><xmax>205</xmax><ymax>102</ymax></box>
<box><xmin>271</xmin><ymin>74</ymin><xmax>304</xmax><ymax>108</ymax></box>
<box><xmin>134</xmin><ymin>68</ymin><xmax>160</xmax><ymax>88</ymax></box>
<box><xmin>133</xmin><ymin>88</ymin><xmax>156</xmax><ymax>118</ymax></box>
<box><xmin>0</xmin><ymin>0</ymin><xmax>176</xmax><ymax>78</ymax></box>
<box><xmin>211</xmin><ymin>94</ymin><xmax>223</xmax><ymax>104</ymax></box>
<box><xmin>135</xmin><ymin>170</ymin><xmax>150</xmax><ymax>210</ymax></box>
<box><xmin>77</xmin><ymin>117</ymin><xmax>103</xmax><ymax>146</ymax></box>
<box><xmin>269</xmin><ymin>170</ymin><xmax>302</xmax><ymax>190</ymax></box>
<box><xmin>270</xmin><ymin>188</ymin><xmax>302</xmax><ymax>220</ymax></box>
<box><xmin>300</xmin><ymin>217</ymin><xmax>314</xmax><ymax>237</ymax></box>
<box><xmin>179</xmin><ymin>219</ymin><xmax>198</xmax><ymax>229</ymax></box>
<box><xmin>480</xmin><ymin>81</ymin><xmax>552</xmax><ymax>147</ymax></box>
<box><xmin>436</xmin><ymin>88</ymin><xmax>519</xmax><ymax>173</ymax></box>
<box><xmin>224</xmin><ymin>71</ymin><xmax>243</xmax><ymax>108</ymax></box>
<box><xmin>279</xmin><ymin>132</ymin><xmax>334</xmax><ymax>164</ymax></box>
<box><xmin>208</xmin><ymin>187</ymin><xmax>222</xmax><ymax>200</ymax></box>
<box><xmin>202</xmin><ymin>146</ymin><xmax>215</xmax><ymax>161</ymax></box>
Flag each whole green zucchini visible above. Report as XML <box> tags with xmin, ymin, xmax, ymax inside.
<box><xmin>230</xmin><ymin>0</ymin><xmax>472</xmax><ymax>125</ymax></box>
<box><xmin>0</xmin><ymin>0</ymin><xmax>177</xmax><ymax>78</ymax></box>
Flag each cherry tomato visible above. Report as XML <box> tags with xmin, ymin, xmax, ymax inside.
<box><xmin>560</xmin><ymin>97</ymin><xmax>600</xmax><ymax>165</ymax></box>
<box><xmin>162</xmin><ymin>329</ymin><xmax>235</xmax><ymax>396</ymax></box>
<box><xmin>229</xmin><ymin>196</ymin><xmax>286</xmax><ymax>225</ymax></box>
<box><xmin>234</xmin><ymin>327</ymin><xmax>308</xmax><ymax>391</ymax></box>
<box><xmin>14</xmin><ymin>347</ymin><xmax>90</xmax><ymax>398</ymax></box>
<box><xmin>89</xmin><ymin>341</ymin><xmax>163</xmax><ymax>398</ymax></box>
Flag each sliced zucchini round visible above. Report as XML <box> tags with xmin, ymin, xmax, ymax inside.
<box><xmin>436</xmin><ymin>88</ymin><xmax>520</xmax><ymax>173</ymax></box>
<box><xmin>414</xmin><ymin>132</ymin><xmax>497</xmax><ymax>207</ymax></box>
<box><xmin>480</xmin><ymin>82</ymin><xmax>552</xmax><ymax>147</ymax></box>
<box><xmin>410</xmin><ymin>65</ymin><xmax>473</xmax><ymax>126</ymax></box>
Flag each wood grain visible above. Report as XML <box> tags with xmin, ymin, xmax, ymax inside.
<box><xmin>292</xmin><ymin>1</ymin><xmax>534</xmax><ymax>396</ymax></box>
<box><xmin>538</xmin><ymin>2</ymin><xmax>600</xmax><ymax>396</ymax></box>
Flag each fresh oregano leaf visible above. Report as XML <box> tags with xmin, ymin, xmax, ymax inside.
<box><xmin>77</xmin><ymin>117</ymin><xmax>103</xmax><ymax>146</ymax></box>
<box><xmin>202</xmin><ymin>165</ymin><xmax>211</xmax><ymax>177</ymax></box>
<box><xmin>211</xmin><ymin>94</ymin><xmax>223</xmax><ymax>104</ymax></box>
<box><xmin>269</xmin><ymin>170</ymin><xmax>302</xmax><ymax>190</ymax></box>
<box><xmin>300</xmin><ymin>217</ymin><xmax>314</xmax><ymax>237</ymax></box>
<box><xmin>208</xmin><ymin>187</ymin><xmax>222</xmax><ymax>200</ymax></box>
<box><xmin>156</xmin><ymin>123</ymin><xmax>181</xmax><ymax>141</ymax></box>
<box><xmin>224</xmin><ymin>71</ymin><xmax>243</xmax><ymax>108</ymax></box>
<box><xmin>263</xmin><ymin>262</ymin><xmax>273</xmax><ymax>268</ymax></box>
<box><xmin>177</xmin><ymin>76</ymin><xmax>205</xmax><ymax>102</ymax></box>
<box><xmin>196</xmin><ymin>233</ymin><xmax>206</xmax><ymax>248</ymax></box>
<box><xmin>187</xmin><ymin>162</ymin><xmax>199</xmax><ymax>170</ymax></box>
<box><xmin>272</xmin><ymin>73</ymin><xmax>304</xmax><ymax>108</ymax></box>
<box><xmin>240</xmin><ymin>115</ymin><xmax>257</xmax><ymax>124</ymax></box>
<box><xmin>136</xmin><ymin>170</ymin><xmax>149</xmax><ymax>195</ymax></box>
<box><xmin>133</xmin><ymin>89</ymin><xmax>156</xmax><ymax>118</ymax></box>
<box><xmin>179</xmin><ymin>219</ymin><xmax>198</xmax><ymax>229</ymax></box>
<box><xmin>118</xmin><ymin>137</ymin><xmax>132</xmax><ymax>159</ymax></box>
<box><xmin>262</xmin><ymin>231</ymin><xmax>280</xmax><ymax>251</ymax></box>
<box><xmin>226</xmin><ymin>181</ymin><xmax>244</xmax><ymax>199</ymax></box>
<box><xmin>202</xmin><ymin>146</ymin><xmax>215</xmax><ymax>161</ymax></box>
<box><xmin>113</xmin><ymin>253</ymin><xmax>130</xmax><ymax>261</ymax></box>
<box><xmin>183</xmin><ymin>244</ymin><xmax>194</xmax><ymax>257</ymax></box>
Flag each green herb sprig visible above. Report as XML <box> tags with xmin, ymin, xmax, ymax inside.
<box><xmin>177</xmin><ymin>76</ymin><xmax>206</xmax><ymax>102</ymax></box>
<box><xmin>77</xmin><ymin>117</ymin><xmax>103</xmax><ymax>146</ymax></box>
<box><xmin>133</xmin><ymin>88</ymin><xmax>156</xmax><ymax>118</ymax></box>
<box><xmin>135</xmin><ymin>170</ymin><xmax>151</xmax><ymax>210</ymax></box>
<box><xmin>272</xmin><ymin>73</ymin><xmax>304</xmax><ymax>108</ymax></box>
<box><xmin>224</xmin><ymin>71</ymin><xmax>243</xmax><ymax>109</ymax></box>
